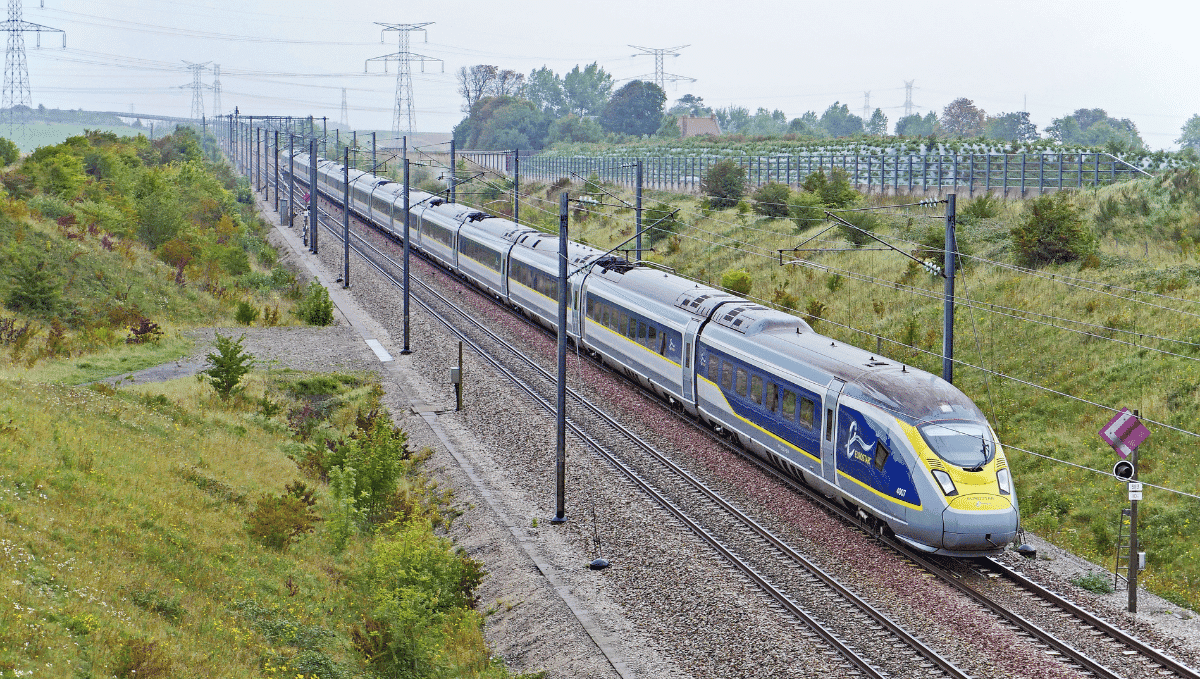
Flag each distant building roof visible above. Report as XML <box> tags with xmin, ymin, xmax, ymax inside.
<box><xmin>680</xmin><ymin>115</ymin><xmax>721</xmax><ymax>138</ymax></box>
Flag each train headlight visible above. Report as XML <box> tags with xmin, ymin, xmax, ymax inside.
<box><xmin>997</xmin><ymin>468</ymin><xmax>1012</xmax><ymax>496</ymax></box>
<box><xmin>931</xmin><ymin>469</ymin><xmax>958</xmax><ymax>497</ymax></box>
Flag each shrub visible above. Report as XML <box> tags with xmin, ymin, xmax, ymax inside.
<box><xmin>199</xmin><ymin>332</ymin><xmax>254</xmax><ymax>399</ymax></box>
<box><xmin>801</xmin><ymin>167</ymin><xmax>859</xmax><ymax>208</ymax></box>
<box><xmin>246</xmin><ymin>492</ymin><xmax>319</xmax><ymax>550</ymax></box>
<box><xmin>0</xmin><ymin>136</ymin><xmax>19</xmax><ymax>165</ymax></box>
<box><xmin>836</xmin><ymin>210</ymin><xmax>881</xmax><ymax>247</ymax></box>
<box><xmin>1010</xmin><ymin>191</ymin><xmax>1098</xmax><ymax>267</ymax></box>
<box><xmin>296</xmin><ymin>281</ymin><xmax>334</xmax><ymax>326</ymax></box>
<box><xmin>126</xmin><ymin>317</ymin><xmax>163</xmax><ymax>345</ymax></box>
<box><xmin>803</xmin><ymin>298</ymin><xmax>826</xmax><ymax>329</ymax></box>
<box><xmin>234</xmin><ymin>300</ymin><xmax>260</xmax><ymax>325</ymax></box>
<box><xmin>331</xmin><ymin>410</ymin><xmax>410</xmax><ymax>521</ymax></box>
<box><xmin>643</xmin><ymin>202</ymin><xmax>681</xmax><ymax>247</ymax></box>
<box><xmin>6</xmin><ymin>255</ymin><xmax>62</xmax><ymax>316</ymax></box>
<box><xmin>752</xmin><ymin>182</ymin><xmax>791</xmax><ymax>218</ymax></box>
<box><xmin>789</xmin><ymin>191</ymin><xmax>826</xmax><ymax>230</ymax></box>
<box><xmin>958</xmin><ymin>193</ymin><xmax>1000</xmax><ymax>224</ymax></box>
<box><xmin>701</xmin><ymin>159</ymin><xmax>746</xmax><ymax>209</ymax></box>
<box><xmin>721</xmin><ymin>269</ymin><xmax>752</xmax><ymax>295</ymax></box>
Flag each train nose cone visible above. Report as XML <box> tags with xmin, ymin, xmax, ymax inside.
<box><xmin>941</xmin><ymin>494</ymin><xmax>1018</xmax><ymax>552</ymax></box>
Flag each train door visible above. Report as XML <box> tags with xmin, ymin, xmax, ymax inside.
<box><xmin>820</xmin><ymin>379</ymin><xmax>846</xmax><ymax>485</ymax></box>
<box><xmin>681</xmin><ymin>319</ymin><xmax>701</xmax><ymax>405</ymax></box>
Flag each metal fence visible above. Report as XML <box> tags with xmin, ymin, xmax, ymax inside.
<box><xmin>459</xmin><ymin>151</ymin><xmax>1151</xmax><ymax>198</ymax></box>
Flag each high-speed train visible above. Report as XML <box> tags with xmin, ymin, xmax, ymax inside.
<box><xmin>287</xmin><ymin>151</ymin><xmax>1019</xmax><ymax>557</ymax></box>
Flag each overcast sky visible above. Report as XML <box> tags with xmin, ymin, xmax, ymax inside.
<box><xmin>22</xmin><ymin>0</ymin><xmax>1199</xmax><ymax>149</ymax></box>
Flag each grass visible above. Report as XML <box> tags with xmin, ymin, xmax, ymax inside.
<box><xmin>478</xmin><ymin>169</ymin><xmax>1200</xmax><ymax>611</ymax></box>
<box><xmin>0</xmin><ymin>334</ymin><xmax>194</xmax><ymax>385</ymax></box>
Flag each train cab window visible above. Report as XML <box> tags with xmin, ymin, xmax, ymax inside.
<box><xmin>750</xmin><ymin>375</ymin><xmax>763</xmax><ymax>405</ymax></box>
<box><xmin>721</xmin><ymin>362</ymin><xmax>732</xmax><ymax>391</ymax></box>
<box><xmin>782</xmin><ymin>390</ymin><xmax>796</xmax><ymax>418</ymax></box>
<box><xmin>825</xmin><ymin>409</ymin><xmax>834</xmax><ymax>441</ymax></box>
<box><xmin>707</xmin><ymin>356</ymin><xmax>719</xmax><ymax>383</ymax></box>
<box><xmin>799</xmin><ymin>398</ymin><xmax>815</xmax><ymax>429</ymax></box>
<box><xmin>638</xmin><ymin>322</ymin><xmax>647</xmax><ymax>345</ymax></box>
<box><xmin>735</xmin><ymin>368</ymin><xmax>747</xmax><ymax>397</ymax></box>
<box><xmin>874</xmin><ymin>442</ymin><xmax>889</xmax><ymax>471</ymax></box>
<box><xmin>766</xmin><ymin>383</ymin><xmax>778</xmax><ymax>412</ymax></box>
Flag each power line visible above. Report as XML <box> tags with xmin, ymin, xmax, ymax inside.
<box><xmin>3</xmin><ymin>0</ymin><xmax>64</xmax><ymax>131</ymax></box>
<box><xmin>365</xmin><ymin>21</ymin><xmax>442</xmax><ymax>139</ymax></box>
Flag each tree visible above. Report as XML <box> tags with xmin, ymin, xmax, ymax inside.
<box><xmin>525</xmin><ymin>66</ymin><xmax>565</xmax><ymax>116</ymax></box>
<box><xmin>752</xmin><ymin>182</ymin><xmax>791</xmax><ymax>218</ymax></box>
<box><xmin>701</xmin><ymin>159</ymin><xmax>746</xmax><ymax>209</ymax></box>
<box><xmin>456</xmin><ymin>65</ymin><xmax>498</xmax><ymax>112</ymax></box>
<box><xmin>984</xmin><ymin>112</ymin><xmax>1039</xmax><ymax>142</ymax></box>
<box><xmin>199</xmin><ymin>332</ymin><xmax>254</xmax><ymax>399</ymax></box>
<box><xmin>895</xmin><ymin>112</ymin><xmax>939</xmax><ymax>137</ymax></box>
<box><xmin>547</xmin><ymin>114</ymin><xmax>603</xmax><ymax>145</ymax></box>
<box><xmin>655</xmin><ymin>114</ymin><xmax>681</xmax><ymax>138</ymax></box>
<box><xmin>744</xmin><ymin>108</ymin><xmax>788</xmax><ymax>136</ymax></box>
<box><xmin>6</xmin><ymin>255</ymin><xmax>61</xmax><ymax>316</ymax></box>
<box><xmin>493</xmin><ymin>69</ymin><xmax>525</xmax><ymax>97</ymax></box>
<box><xmin>453</xmin><ymin>96</ymin><xmax>550</xmax><ymax>150</ymax></box>
<box><xmin>818</xmin><ymin>102</ymin><xmax>864</xmax><ymax>138</ymax></box>
<box><xmin>940</xmin><ymin>98</ymin><xmax>986</xmax><ymax>137</ymax></box>
<box><xmin>1178</xmin><ymin>115</ymin><xmax>1200</xmax><ymax>151</ymax></box>
<box><xmin>562</xmin><ymin>62</ymin><xmax>612</xmax><ymax>117</ymax></box>
<box><xmin>713</xmin><ymin>106</ymin><xmax>751</xmax><ymax>134</ymax></box>
<box><xmin>600</xmin><ymin>80</ymin><xmax>666</xmax><ymax>136</ymax></box>
<box><xmin>0</xmin><ymin>137</ymin><xmax>19</xmax><ymax>165</ymax></box>
<box><xmin>866</xmin><ymin>108</ymin><xmax>888</xmax><ymax>136</ymax></box>
<box><xmin>789</xmin><ymin>112</ymin><xmax>821</xmax><ymax>136</ymax></box>
<box><xmin>1045</xmin><ymin>108</ymin><xmax>1145</xmax><ymax>150</ymax></box>
<box><xmin>669</xmin><ymin>94</ymin><xmax>710</xmax><ymax>116</ymax></box>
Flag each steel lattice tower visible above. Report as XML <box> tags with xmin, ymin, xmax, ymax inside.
<box><xmin>2</xmin><ymin>0</ymin><xmax>64</xmax><ymax>130</ymax></box>
<box><xmin>180</xmin><ymin>60</ymin><xmax>210</xmax><ymax>121</ymax></box>
<box><xmin>365</xmin><ymin>22</ymin><xmax>441</xmax><ymax>140</ymax></box>
<box><xmin>211</xmin><ymin>64</ymin><xmax>221</xmax><ymax>118</ymax></box>
<box><xmin>629</xmin><ymin>44</ymin><xmax>694</xmax><ymax>90</ymax></box>
<box><xmin>903</xmin><ymin>80</ymin><xmax>916</xmax><ymax>118</ymax></box>
<box><xmin>862</xmin><ymin>91</ymin><xmax>871</xmax><ymax>121</ymax></box>
<box><xmin>339</xmin><ymin>87</ymin><xmax>348</xmax><ymax>128</ymax></box>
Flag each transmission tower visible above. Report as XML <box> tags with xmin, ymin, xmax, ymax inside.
<box><xmin>2</xmin><ymin>0</ymin><xmax>64</xmax><ymax>130</ymax></box>
<box><xmin>339</xmin><ymin>87</ymin><xmax>348</xmax><ymax>128</ymax></box>
<box><xmin>365</xmin><ymin>22</ymin><xmax>442</xmax><ymax>140</ymax></box>
<box><xmin>903</xmin><ymin>79</ymin><xmax>916</xmax><ymax>118</ymax></box>
<box><xmin>211</xmin><ymin>64</ymin><xmax>221</xmax><ymax>118</ymax></box>
<box><xmin>629</xmin><ymin>44</ymin><xmax>695</xmax><ymax>90</ymax></box>
<box><xmin>180</xmin><ymin>61</ymin><xmax>210</xmax><ymax>121</ymax></box>
<box><xmin>862</xmin><ymin>91</ymin><xmax>870</xmax><ymax>121</ymax></box>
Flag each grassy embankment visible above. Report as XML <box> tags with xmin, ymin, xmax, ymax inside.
<box><xmin>0</xmin><ymin>130</ymin><xmax>531</xmax><ymax>678</ymax></box>
<box><xmin>481</xmin><ymin>166</ymin><xmax>1200</xmax><ymax>612</ymax></box>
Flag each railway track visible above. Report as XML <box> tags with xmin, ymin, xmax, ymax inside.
<box><xmin>266</xmin><ymin>174</ymin><xmax>1200</xmax><ymax>679</ymax></box>
<box><xmin>300</xmin><ymin>194</ymin><xmax>972</xmax><ymax>679</ymax></box>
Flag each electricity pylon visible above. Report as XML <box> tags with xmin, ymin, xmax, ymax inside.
<box><xmin>2</xmin><ymin>0</ymin><xmax>64</xmax><ymax>130</ymax></box>
<box><xmin>180</xmin><ymin>60</ymin><xmax>210</xmax><ymax>121</ymax></box>
<box><xmin>340</xmin><ymin>87</ymin><xmax>348</xmax><ymax>128</ymax></box>
<box><xmin>365</xmin><ymin>22</ymin><xmax>442</xmax><ymax>140</ymax></box>
<box><xmin>211</xmin><ymin>64</ymin><xmax>222</xmax><ymax>118</ymax></box>
<box><xmin>629</xmin><ymin>44</ymin><xmax>695</xmax><ymax>90</ymax></box>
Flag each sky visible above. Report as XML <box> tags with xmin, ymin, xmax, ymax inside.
<box><xmin>19</xmin><ymin>0</ymin><xmax>1200</xmax><ymax>149</ymax></box>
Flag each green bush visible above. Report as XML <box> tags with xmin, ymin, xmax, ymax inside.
<box><xmin>1010</xmin><ymin>191</ymin><xmax>1098</xmax><ymax>267</ymax></box>
<box><xmin>6</xmin><ymin>255</ymin><xmax>63</xmax><ymax>317</ymax></box>
<box><xmin>246</xmin><ymin>492</ymin><xmax>319</xmax><ymax>550</ymax></box>
<box><xmin>330</xmin><ymin>410</ymin><xmax>410</xmax><ymax>521</ymax></box>
<box><xmin>1069</xmin><ymin>571</ymin><xmax>1115</xmax><ymax>595</ymax></box>
<box><xmin>836</xmin><ymin>210</ymin><xmax>881</xmax><ymax>247</ymax></box>
<box><xmin>199</xmin><ymin>332</ymin><xmax>254</xmax><ymax>399</ymax></box>
<box><xmin>801</xmin><ymin>167</ymin><xmax>859</xmax><ymax>208</ymax></box>
<box><xmin>701</xmin><ymin>159</ymin><xmax>746</xmax><ymax>209</ymax></box>
<box><xmin>296</xmin><ymin>281</ymin><xmax>334</xmax><ymax>326</ymax></box>
<box><xmin>752</xmin><ymin>182</ymin><xmax>791</xmax><ymax>218</ymax></box>
<box><xmin>803</xmin><ymin>298</ymin><xmax>826</xmax><ymax>329</ymax></box>
<box><xmin>234</xmin><ymin>300</ymin><xmax>260</xmax><ymax>325</ymax></box>
<box><xmin>789</xmin><ymin>191</ymin><xmax>826</xmax><ymax>230</ymax></box>
<box><xmin>722</xmin><ymin>269</ymin><xmax>752</xmax><ymax>295</ymax></box>
<box><xmin>0</xmin><ymin>136</ymin><xmax>19</xmax><ymax>165</ymax></box>
<box><xmin>643</xmin><ymin>202</ymin><xmax>681</xmax><ymax>246</ymax></box>
<box><xmin>958</xmin><ymin>193</ymin><xmax>1000</xmax><ymax>224</ymax></box>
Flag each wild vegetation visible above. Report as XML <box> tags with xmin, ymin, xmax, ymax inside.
<box><xmin>472</xmin><ymin>165</ymin><xmax>1200</xmax><ymax>613</ymax></box>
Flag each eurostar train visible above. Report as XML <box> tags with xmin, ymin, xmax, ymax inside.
<box><xmin>288</xmin><ymin>151</ymin><xmax>1019</xmax><ymax>556</ymax></box>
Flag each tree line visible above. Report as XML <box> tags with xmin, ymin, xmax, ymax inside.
<box><xmin>453</xmin><ymin>63</ymin><xmax>1200</xmax><ymax>155</ymax></box>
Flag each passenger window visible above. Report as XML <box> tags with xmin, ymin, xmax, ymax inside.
<box><xmin>721</xmin><ymin>362</ymin><xmax>732</xmax><ymax>391</ymax></box>
<box><xmin>626</xmin><ymin>317</ymin><xmax>637</xmax><ymax>339</ymax></box>
<box><xmin>618</xmin><ymin>311</ymin><xmax>627</xmax><ymax>333</ymax></box>
<box><xmin>707</xmin><ymin>356</ymin><xmax>719</xmax><ymax>382</ymax></box>
<box><xmin>874</xmin><ymin>442</ymin><xmax>889</xmax><ymax>471</ymax></box>
<box><xmin>647</xmin><ymin>325</ymin><xmax>656</xmax><ymax>343</ymax></box>
<box><xmin>750</xmin><ymin>375</ymin><xmax>762</xmax><ymax>404</ymax></box>
<box><xmin>638</xmin><ymin>322</ymin><xmax>647</xmax><ymax>344</ymax></box>
<box><xmin>799</xmin><ymin>398</ymin><xmax>815</xmax><ymax>428</ymax></box>
<box><xmin>766</xmin><ymin>383</ymin><xmax>777</xmax><ymax>412</ymax></box>
<box><xmin>735</xmin><ymin>368</ymin><xmax>747</xmax><ymax>397</ymax></box>
<box><xmin>782</xmin><ymin>390</ymin><xmax>796</xmax><ymax>417</ymax></box>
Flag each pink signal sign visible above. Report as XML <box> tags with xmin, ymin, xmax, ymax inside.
<box><xmin>1099</xmin><ymin>408</ymin><xmax>1150</xmax><ymax>459</ymax></box>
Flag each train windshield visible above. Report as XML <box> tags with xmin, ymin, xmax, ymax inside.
<box><xmin>919</xmin><ymin>422</ymin><xmax>994</xmax><ymax>468</ymax></box>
